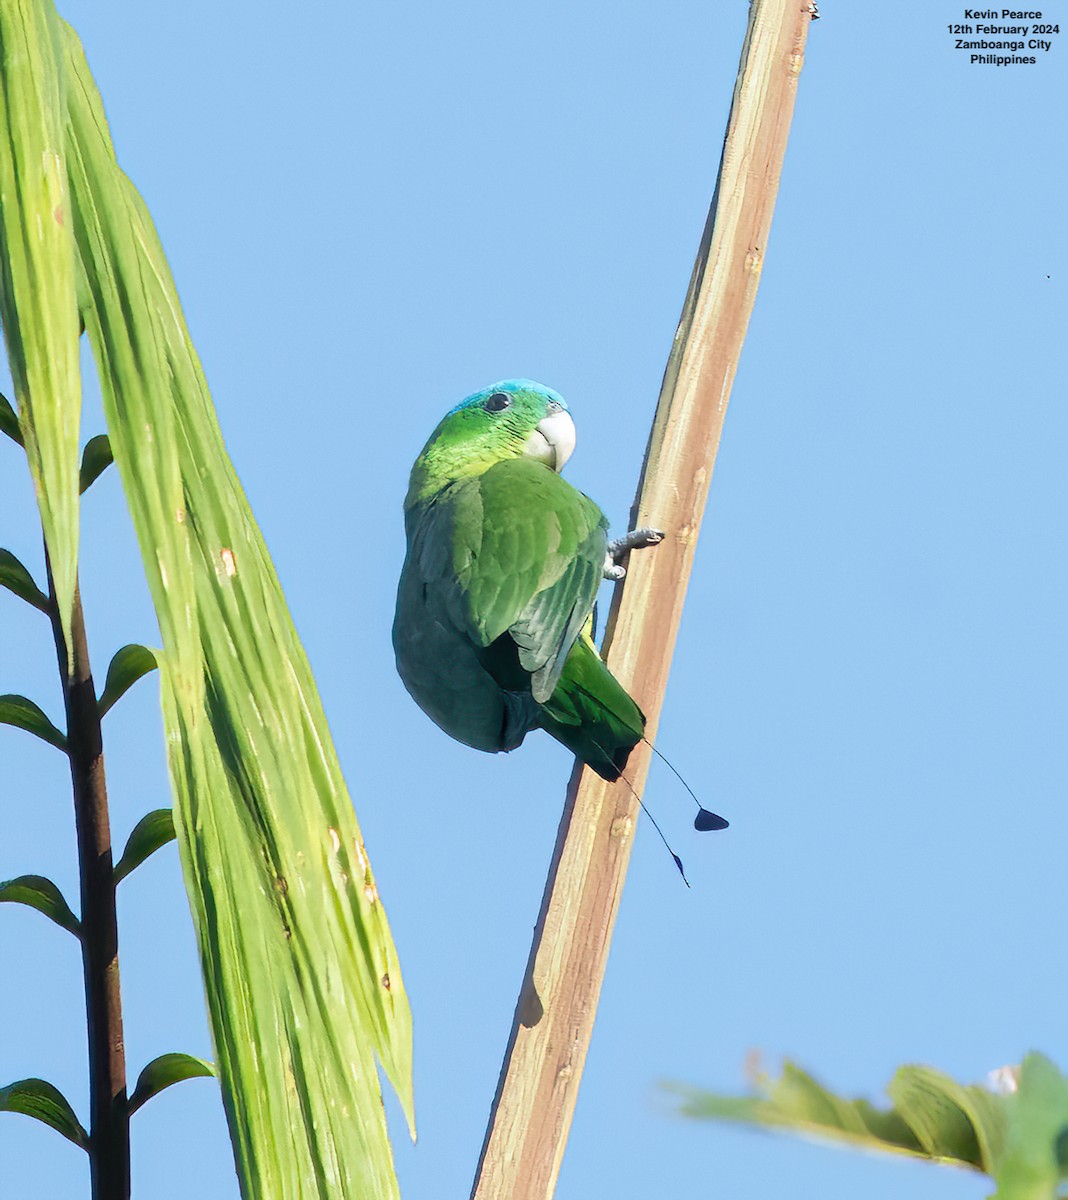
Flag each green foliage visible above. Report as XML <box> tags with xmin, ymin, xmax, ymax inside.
<box><xmin>0</xmin><ymin>0</ymin><xmax>82</xmax><ymax>664</ymax></box>
<box><xmin>113</xmin><ymin>809</ymin><xmax>176</xmax><ymax>885</ymax></box>
<box><xmin>0</xmin><ymin>874</ymin><xmax>80</xmax><ymax>936</ymax></box>
<box><xmin>0</xmin><ymin>392</ymin><xmax>23</xmax><ymax>446</ymax></box>
<box><xmin>60</xmin><ymin>18</ymin><xmax>413</xmax><ymax>1200</ymax></box>
<box><xmin>78</xmin><ymin>433</ymin><xmax>113</xmax><ymax>494</ymax></box>
<box><xmin>994</xmin><ymin>1056</ymin><xmax>1068</xmax><ymax>1199</ymax></box>
<box><xmin>97</xmin><ymin>643</ymin><xmax>158</xmax><ymax>717</ymax></box>
<box><xmin>0</xmin><ymin>4</ymin><xmax>413</xmax><ymax>1194</ymax></box>
<box><xmin>675</xmin><ymin>1053</ymin><xmax>1068</xmax><ymax>1198</ymax></box>
<box><xmin>0</xmin><ymin>548</ymin><xmax>49</xmax><ymax>612</ymax></box>
<box><xmin>887</xmin><ymin>1063</ymin><xmax>1002</xmax><ymax>1165</ymax></box>
<box><xmin>0</xmin><ymin>694</ymin><xmax>67</xmax><ymax>751</ymax></box>
<box><xmin>128</xmin><ymin>1053</ymin><xmax>216</xmax><ymax>1116</ymax></box>
<box><xmin>0</xmin><ymin>1078</ymin><xmax>88</xmax><ymax>1149</ymax></box>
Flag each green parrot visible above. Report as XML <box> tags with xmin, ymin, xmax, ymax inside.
<box><xmin>393</xmin><ymin>378</ymin><xmax>661</xmax><ymax>781</ymax></box>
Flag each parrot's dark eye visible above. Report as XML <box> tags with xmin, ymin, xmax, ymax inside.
<box><xmin>483</xmin><ymin>392</ymin><xmax>512</xmax><ymax>413</ymax></box>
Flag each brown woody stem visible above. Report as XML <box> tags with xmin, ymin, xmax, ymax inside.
<box><xmin>48</xmin><ymin>573</ymin><xmax>130</xmax><ymax>1200</ymax></box>
<box><xmin>471</xmin><ymin>3</ymin><xmax>814</xmax><ymax>1196</ymax></box>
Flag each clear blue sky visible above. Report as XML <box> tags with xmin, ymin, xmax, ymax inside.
<box><xmin>2</xmin><ymin>3</ymin><xmax>1065</xmax><ymax>1197</ymax></box>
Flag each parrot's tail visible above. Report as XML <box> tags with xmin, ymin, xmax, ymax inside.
<box><xmin>538</xmin><ymin>633</ymin><xmax>644</xmax><ymax>781</ymax></box>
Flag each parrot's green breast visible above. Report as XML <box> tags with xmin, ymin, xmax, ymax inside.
<box><xmin>394</xmin><ymin>457</ymin><xmax>607</xmax><ymax>752</ymax></box>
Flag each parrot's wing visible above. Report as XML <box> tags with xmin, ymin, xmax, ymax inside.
<box><xmin>449</xmin><ymin>458</ymin><xmax>608</xmax><ymax>703</ymax></box>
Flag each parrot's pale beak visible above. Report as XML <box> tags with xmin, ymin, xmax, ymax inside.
<box><xmin>523</xmin><ymin>408</ymin><xmax>576</xmax><ymax>472</ymax></box>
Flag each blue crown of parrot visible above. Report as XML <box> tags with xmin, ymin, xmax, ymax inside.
<box><xmin>446</xmin><ymin>378</ymin><xmax>569</xmax><ymax>416</ymax></box>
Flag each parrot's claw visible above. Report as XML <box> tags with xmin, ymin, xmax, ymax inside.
<box><xmin>602</xmin><ymin>562</ymin><xmax>628</xmax><ymax>582</ymax></box>
<box><xmin>607</xmin><ymin>527</ymin><xmax>664</xmax><ymax>562</ymax></box>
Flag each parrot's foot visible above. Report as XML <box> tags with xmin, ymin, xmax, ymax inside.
<box><xmin>603</xmin><ymin>527</ymin><xmax>664</xmax><ymax>580</ymax></box>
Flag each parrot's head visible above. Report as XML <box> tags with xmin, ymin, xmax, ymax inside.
<box><xmin>405</xmin><ymin>379</ymin><xmax>577</xmax><ymax>508</ymax></box>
